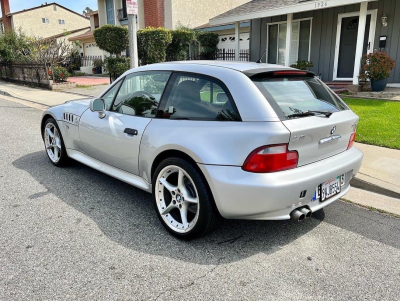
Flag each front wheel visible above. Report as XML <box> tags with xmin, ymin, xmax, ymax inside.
<box><xmin>153</xmin><ymin>157</ymin><xmax>221</xmax><ymax>239</ymax></box>
<box><xmin>43</xmin><ymin>118</ymin><xmax>69</xmax><ymax>166</ymax></box>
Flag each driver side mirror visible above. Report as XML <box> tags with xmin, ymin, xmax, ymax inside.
<box><xmin>90</xmin><ymin>98</ymin><xmax>106</xmax><ymax>119</ymax></box>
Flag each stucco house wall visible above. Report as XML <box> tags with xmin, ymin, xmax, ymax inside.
<box><xmin>168</xmin><ymin>0</ymin><xmax>250</xmax><ymax>29</ymax></box>
<box><xmin>12</xmin><ymin>4</ymin><xmax>89</xmax><ymax>38</ymax></box>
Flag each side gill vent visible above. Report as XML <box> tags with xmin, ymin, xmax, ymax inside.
<box><xmin>63</xmin><ymin>113</ymin><xmax>79</xmax><ymax>125</ymax></box>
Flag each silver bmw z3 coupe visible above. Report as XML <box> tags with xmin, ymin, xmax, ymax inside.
<box><xmin>41</xmin><ymin>61</ymin><xmax>363</xmax><ymax>239</ymax></box>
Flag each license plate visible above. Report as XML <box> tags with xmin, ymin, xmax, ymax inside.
<box><xmin>313</xmin><ymin>175</ymin><xmax>345</xmax><ymax>202</ymax></box>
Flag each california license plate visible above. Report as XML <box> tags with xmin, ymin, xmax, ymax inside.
<box><xmin>313</xmin><ymin>175</ymin><xmax>345</xmax><ymax>202</ymax></box>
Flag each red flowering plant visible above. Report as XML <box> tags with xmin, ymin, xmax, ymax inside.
<box><xmin>359</xmin><ymin>51</ymin><xmax>396</xmax><ymax>81</ymax></box>
<box><xmin>51</xmin><ymin>66</ymin><xmax>70</xmax><ymax>83</ymax></box>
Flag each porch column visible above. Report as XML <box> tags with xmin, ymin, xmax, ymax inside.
<box><xmin>285</xmin><ymin>13</ymin><xmax>293</xmax><ymax>67</ymax></box>
<box><xmin>353</xmin><ymin>2</ymin><xmax>368</xmax><ymax>85</ymax></box>
<box><xmin>235</xmin><ymin>21</ymin><xmax>240</xmax><ymax>61</ymax></box>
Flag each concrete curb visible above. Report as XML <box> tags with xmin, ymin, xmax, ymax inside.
<box><xmin>58</xmin><ymin>91</ymin><xmax>93</xmax><ymax>98</ymax></box>
<box><xmin>0</xmin><ymin>89</ymin><xmax>51</xmax><ymax>108</ymax></box>
<box><xmin>339</xmin><ymin>94</ymin><xmax>400</xmax><ymax>102</ymax></box>
<box><xmin>350</xmin><ymin>178</ymin><xmax>400</xmax><ymax>199</ymax></box>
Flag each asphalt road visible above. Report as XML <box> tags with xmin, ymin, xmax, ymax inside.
<box><xmin>0</xmin><ymin>97</ymin><xmax>399</xmax><ymax>300</ymax></box>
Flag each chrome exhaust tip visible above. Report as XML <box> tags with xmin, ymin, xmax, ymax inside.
<box><xmin>300</xmin><ymin>208</ymin><xmax>312</xmax><ymax>218</ymax></box>
<box><xmin>290</xmin><ymin>209</ymin><xmax>306</xmax><ymax>222</ymax></box>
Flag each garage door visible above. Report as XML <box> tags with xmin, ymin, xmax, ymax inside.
<box><xmin>83</xmin><ymin>42</ymin><xmax>103</xmax><ymax>57</ymax></box>
<box><xmin>218</xmin><ymin>33</ymin><xmax>250</xmax><ymax>50</ymax></box>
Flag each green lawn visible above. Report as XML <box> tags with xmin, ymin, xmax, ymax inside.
<box><xmin>343</xmin><ymin>97</ymin><xmax>400</xmax><ymax>149</ymax></box>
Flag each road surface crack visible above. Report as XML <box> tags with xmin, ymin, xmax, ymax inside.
<box><xmin>154</xmin><ymin>256</ymin><xmax>225</xmax><ymax>300</ymax></box>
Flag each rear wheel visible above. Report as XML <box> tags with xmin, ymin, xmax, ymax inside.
<box><xmin>153</xmin><ymin>157</ymin><xmax>221</xmax><ymax>239</ymax></box>
<box><xmin>43</xmin><ymin>118</ymin><xmax>68</xmax><ymax>166</ymax></box>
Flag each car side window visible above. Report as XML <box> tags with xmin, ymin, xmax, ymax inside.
<box><xmin>111</xmin><ymin>71</ymin><xmax>171</xmax><ymax>117</ymax></box>
<box><xmin>102</xmin><ymin>80</ymin><xmax>123</xmax><ymax>110</ymax></box>
<box><xmin>161</xmin><ymin>73</ymin><xmax>240</xmax><ymax>121</ymax></box>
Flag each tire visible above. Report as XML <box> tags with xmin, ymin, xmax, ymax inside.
<box><xmin>152</xmin><ymin>157</ymin><xmax>222</xmax><ymax>240</ymax></box>
<box><xmin>43</xmin><ymin>117</ymin><xmax>69</xmax><ymax>167</ymax></box>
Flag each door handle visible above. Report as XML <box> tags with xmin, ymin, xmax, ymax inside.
<box><xmin>124</xmin><ymin>128</ymin><xmax>138</xmax><ymax>136</ymax></box>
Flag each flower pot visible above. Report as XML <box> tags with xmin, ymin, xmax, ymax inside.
<box><xmin>92</xmin><ymin>68</ymin><xmax>97</xmax><ymax>74</ymax></box>
<box><xmin>371</xmin><ymin>78</ymin><xmax>388</xmax><ymax>92</ymax></box>
<box><xmin>96</xmin><ymin>66</ymin><xmax>102</xmax><ymax>74</ymax></box>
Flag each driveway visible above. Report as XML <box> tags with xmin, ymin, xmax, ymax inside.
<box><xmin>68</xmin><ymin>76</ymin><xmax>110</xmax><ymax>86</ymax></box>
<box><xmin>0</xmin><ymin>97</ymin><xmax>399</xmax><ymax>300</ymax></box>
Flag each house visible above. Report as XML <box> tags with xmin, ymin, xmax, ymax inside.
<box><xmin>68</xmin><ymin>11</ymin><xmax>106</xmax><ymax>74</ymax></box>
<box><xmin>96</xmin><ymin>0</ymin><xmax>251</xmax><ymax>30</ymax></box>
<box><xmin>209</xmin><ymin>0</ymin><xmax>400</xmax><ymax>85</ymax></box>
<box><xmin>0</xmin><ymin>1</ymin><xmax>90</xmax><ymax>42</ymax></box>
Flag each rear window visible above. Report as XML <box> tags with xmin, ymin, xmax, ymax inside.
<box><xmin>252</xmin><ymin>76</ymin><xmax>348</xmax><ymax>119</ymax></box>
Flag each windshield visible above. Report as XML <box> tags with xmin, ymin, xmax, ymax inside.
<box><xmin>252</xmin><ymin>76</ymin><xmax>348</xmax><ymax>119</ymax></box>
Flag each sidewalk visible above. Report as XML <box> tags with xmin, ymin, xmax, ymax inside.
<box><xmin>0</xmin><ymin>80</ymin><xmax>399</xmax><ymax>216</ymax></box>
<box><xmin>0</xmin><ymin>80</ymin><xmax>87</xmax><ymax>108</ymax></box>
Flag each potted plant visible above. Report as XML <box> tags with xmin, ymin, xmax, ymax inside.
<box><xmin>360</xmin><ymin>51</ymin><xmax>396</xmax><ymax>92</ymax></box>
<box><xmin>92</xmin><ymin>58</ymin><xmax>103</xmax><ymax>74</ymax></box>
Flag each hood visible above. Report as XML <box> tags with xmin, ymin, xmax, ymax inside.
<box><xmin>46</xmin><ymin>98</ymin><xmax>93</xmax><ymax>120</ymax></box>
<box><xmin>60</xmin><ymin>98</ymin><xmax>92</xmax><ymax>116</ymax></box>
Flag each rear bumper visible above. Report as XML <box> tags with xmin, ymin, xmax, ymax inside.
<box><xmin>198</xmin><ymin>146</ymin><xmax>363</xmax><ymax>220</ymax></box>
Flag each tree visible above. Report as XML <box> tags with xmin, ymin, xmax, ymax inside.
<box><xmin>94</xmin><ymin>25</ymin><xmax>129</xmax><ymax>56</ymax></box>
<box><xmin>0</xmin><ymin>30</ymin><xmax>33</xmax><ymax>63</ymax></box>
<box><xmin>83</xmin><ymin>7</ymin><xmax>93</xmax><ymax>15</ymax></box>
<box><xmin>30</xmin><ymin>37</ymin><xmax>72</xmax><ymax>80</ymax></box>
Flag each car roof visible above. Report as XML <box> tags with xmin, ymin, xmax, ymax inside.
<box><xmin>134</xmin><ymin>60</ymin><xmax>295</xmax><ymax>74</ymax></box>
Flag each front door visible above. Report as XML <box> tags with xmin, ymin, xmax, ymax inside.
<box><xmin>334</xmin><ymin>11</ymin><xmax>376</xmax><ymax>80</ymax></box>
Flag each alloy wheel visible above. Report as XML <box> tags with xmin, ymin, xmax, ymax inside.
<box><xmin>44</xmin><ymin>123</ymin><xmax>62</xmax><ymax>163</ymax></box>
<box><xmin>155</xmin><ymin>165</ymin><xmax>200</xmax><ymax>233</ymax></box>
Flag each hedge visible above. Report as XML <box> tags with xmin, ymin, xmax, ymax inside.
<box><xmin>137</xmin><ymin>27</ymin><xmax>172</xmax><ymax>65</ymax></box>
<box><xmin>94</xmin><ymin>25</ymin><xmax>129</xmax><ymax>55</ymax></box>
<box><xmin>196</xmin><ymin>31</ymin><xmax>219</xmax><ymax>60</ymax></box>
<box><xmin>166</xmin><ymin>29</ymin><xmax>194</xmax><ymax>61</ymax></box>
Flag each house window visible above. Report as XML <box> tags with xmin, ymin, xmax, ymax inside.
<box><xmin>53</xmin><ymin>4</ymin><xmax>57</xmax><ymax>11</ymax></box>
<box><xmin>42</xmin><ymin>18</ymin><xmax>50</xmax><ymax>24</ymax></box>
<box><xmin>58</xmin><ymin>19</ymin><xmax>65</xmax><ymax>25</ymax></box>
<box><xmin>268</xmin><ymin>19</ymin><xmax>312</xmax><ymax>65</ymax></box>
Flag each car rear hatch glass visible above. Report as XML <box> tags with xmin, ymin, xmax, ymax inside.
<box><xmin>251</xmin><ymin>72</ymin><xmax>358</xmax><ymax>166</ymax></box>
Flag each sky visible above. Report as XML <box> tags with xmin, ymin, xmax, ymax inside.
<box><xmin>1</xmin><ymin>0</ymin><xmax>98</xmax><ymax>15</ymax></box>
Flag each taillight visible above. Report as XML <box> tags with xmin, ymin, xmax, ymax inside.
<box><xmin>273</xmin><ymin>71</ymin><xmax>307</xmax><ymax>76</ymax></box>
<box><xmin>242</xmin><ymin>144</ymin><xmax>298</xmax><ymax>173</ymax></box>
<box><xmin>347</xmin><ymin>131</ymin><xmax>356</xmax><ymax>149</ymax></box>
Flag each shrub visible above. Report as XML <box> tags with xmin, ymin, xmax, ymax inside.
<box><xmin>290</xmin><ymin>61</ymin><xmax>313</xmax><ymax>70</ymax></box>
<box><xmin>49</xmin><ymin>66</ymin><xmax>69</xmax><ymax>82</ymax></box>
<box><xmin>93</xmin><ymin>58</ymin><xmax>103</xmax><ymax>68</ymax></box>
<box><xmin>166</xmin><ymin>29</ymin><xmax>194</xmax><ymax>61</ymax></box>
<box><xmin>104</xmin><ymin>56</ymin><xmax>130</xmax><ymax>77</ymax></box>
<box><xmin>196</xmin><ymin>31</ymin><xmax>219</xmax><ymax>59</ymax></box>
<box><xmin>137</xmin><ymin>27</ymin><xmax>172</xmax><ymax>65</ymax></box>
<box><xmin>0</xmin><ymin>30</ymin><xmax>33</xmax><ymax>63</ymax></box>
<box><xmin>94</xmin><ymin>25</ymin><xmax>129</xmax><ymax>56</ymax></box>
<box><xmin>360</xmin><ymin>51</ymin><xmax>396</xmax><ymax>81</ymax></box>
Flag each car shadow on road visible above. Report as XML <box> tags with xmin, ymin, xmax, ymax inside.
<box><xmin>14</xmin><ymin>151</ymin><xmax>329</xmax><ymax>265</ymax></box>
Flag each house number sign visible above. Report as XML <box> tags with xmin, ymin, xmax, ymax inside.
<box><xmin>315</xmin><ymin>1</ymin><xmax>328</xmax><ymax>8</ymax></box>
